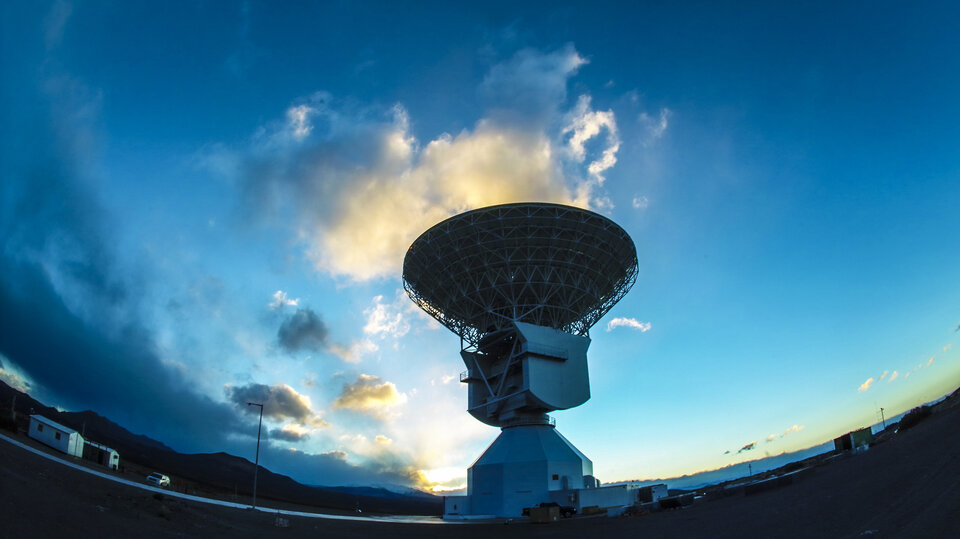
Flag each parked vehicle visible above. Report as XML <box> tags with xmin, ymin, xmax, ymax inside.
<box><xmin>146</xmin><ymin>472</ymin><xmax>170</xmax><ymax>488</ymax></box>
<box><xmin>522</xmin><ymin>501</ymin><xmax>577</xmax><ymax>518</ymax></box>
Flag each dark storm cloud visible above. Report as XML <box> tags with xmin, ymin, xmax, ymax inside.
<box><xmin>269</xmin><ymin>427</ymin><xmax>309</xmax><ymax>442</ymax></box>
<box><xmin>261</xmin><ymin>444</ymin><xmax>426</xmax><ymax>489</ymax></box>
<box><xmin>0</xmin><ymin>4</ymin><xmax>251</xmax><ymax>454</ymax></box>
<box><xmin>737</xmin><ymin>441</ymin><xmax>757</xmax><ymax>454</ymax></box>
<box><xmin>277</xmin><ymin>308</ymin><xmax>330</xmax><ymax>353</ymax></box>
<box><xmin>224</xmin><ymin>382</ymin><xmax>326</xmax><ymax>426</ymax></box>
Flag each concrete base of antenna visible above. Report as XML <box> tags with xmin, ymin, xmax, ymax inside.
<box><xmin>442</xmin><ymin>422</ymin><xmax>665</xmax><ymax>519</ymax></box>
<box><xmin>444</xmin><ymin>423</ymin><xmax>598</xmax><ymax>518</ymax></box>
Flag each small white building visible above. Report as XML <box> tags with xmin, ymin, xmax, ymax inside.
<box><xmin>28</xmin><ymin>415</ymin><xmax>84</xmax><ymax>458</ymax></box>
<box><xmin>83</xmin><ymin>440</ymin><xmax>120</xmax><ymax>470</ymax></box>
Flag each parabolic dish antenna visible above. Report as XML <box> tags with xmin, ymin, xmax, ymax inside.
<box><xmin>402</xmin><ymin>202</ymin><xmax>638</xmax><ymax>346</ymax></box>
<box><xmin>402</xmin><ymin>202</ymin><xmax>640</xmax><ymax>518</ymax></box>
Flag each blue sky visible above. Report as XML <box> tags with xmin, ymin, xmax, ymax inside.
<box><xmin>2</xmin><ymin>1</ymin><xmax>959</xmax><ymax>492</ymax></box>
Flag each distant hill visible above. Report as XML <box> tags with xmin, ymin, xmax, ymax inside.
<box><xmin>0</xmin><ymin>380</ymin><xmax>441</xmax><ymax>515</ymax></box>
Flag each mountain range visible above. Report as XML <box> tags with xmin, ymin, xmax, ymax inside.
<box><xmin>0</xmin><ymin>380</ymin><xmax>441</xmax><ymax>515</ymax></box>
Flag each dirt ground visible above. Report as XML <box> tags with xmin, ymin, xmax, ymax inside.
<box><xmin>2</xmin><ymin>402</ymin><xmax>959</xmax><ymax>538</ymax></box>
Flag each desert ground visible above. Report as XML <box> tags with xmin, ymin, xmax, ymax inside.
<box><xmin>2</xmin><ymin>400</ymin><xmax>959</xmax><ymax>538</ymax></box>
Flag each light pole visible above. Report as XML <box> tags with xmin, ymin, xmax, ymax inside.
<box><xmin>247</xmin><ymin>401</ymin><xmax>264</xmax><ymax>509</ymax></box>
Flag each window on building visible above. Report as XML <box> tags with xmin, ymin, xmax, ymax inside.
<box><xmin>37</xmin><ymin>424</ymin><xmax>43</xmax><ymax>432</ymax></box>
<box><xmin>552</xmin><ymin>474</ymin><xmax>559</xmax><ymax>480</ymax></box>
<box><xmin>55</xmin><ymin>432</ymin><xmax>61</xmax><ymax>440</ymax></box>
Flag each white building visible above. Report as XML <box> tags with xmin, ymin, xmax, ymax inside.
<box><xmin>83</xmin><ymin>440</ymin><xmax>120</xmax><ymax>470</ymax></box>
<box><xmin>28</xmin><ymin>415</ymin><xmax>84</xmax><ymax>458</ymax></box>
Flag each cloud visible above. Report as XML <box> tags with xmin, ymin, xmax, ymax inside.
<box><xmin>269</xmin><ymin>423</ymin><xmax>311</xmax><ymax>442</ymax></box>
<box><xmin>738</xmin><ymin>441</ymin><xmax>757</xmax><ymax>453</ymax></box>
<box><xmin>277</xmin><ymin>308</ymin><xmax>329</xmax><ymax>353</ymax></box>
<box><xmin>927</xmin><ymin>356</ymin><xmax>935</xmax><ymax>366</ymax></box>
<box><xmin>224</xmin><ymin>382</ymin><xmax>328</xmax><ymax>427</ymax></box>
<box><xmin>782</xmin><ymin>425</ymin><xmax>804</xmax><ymax>436</ymax></box>
<box><xmin>209</xmin><ymin>46</ymin><xmax>617</xmax><ymax>282</ymax></box>
<box><xmin>327</xmin><ymin>339</ymin><xmax>379</xmax><ymax>363</ymax></box>
<box><xmin>879</xmin><ymin>370</ymin><xmax>888</xmax><ymax>380</ymax></box>
<box><xmin>632</xmin><ymin>196</ymin><xmax>649</xmax><ymax>210</ymax></box>
<box><xmin>44</xmin><ymin>0</ymin><xmax>72</xmax><ymax>50</ymax></box>
<box><xmin>269</xmin><ymin>290</ymin><xmax>299</xmax><ymax>309</ymax></box>
<box><xmin>639</xmin><ymin>108</ymin><xmax>671</xmax><ymax>143</ymax></box>
<box><xmin>480</xmin><ymin>44</ymin><xmax>587</xmax><ymax>125</ymax></box>
<box><xmin>287</xmin><ymin>104</ymin><xmax>316</xmax><ymax>140</ymax></box>
<box><xmin>888</xmin><ymin>370</ymin><xmax>899</xmax><ymax>382</ymax></box>
<box><xmin>363</xmin><ymin>292</ymin><xmax>411</xmax><ymax>339</ymax></box>
<box><xmin>332</xmin><ymin>374</ymin><xmax>407</xmax><ymax>418</ymax></box>
<box><xmin>858</xmin><ymin>377</ymin><xmax>875</xmax><ymax>393</ymax></box>
<box><xmin>606</xmin><ymin>317</ymin><xmax>652</xmax><ymax>332</ymax></box>
<box><xmin>0</xmin><ymin>356</ymin><xmax>32</xmax><ymax>393</ymax></box>
<box><xmin>944</xmin><ymin>344</ymin><xmax>953</xmax><ymax>352</ymax></box>
<box><xmin>0</xmin><ymin>29</ymin><xmax>252</xmax><ymax>454</ymax></box>
<box><xmin>905</xmin><ymin>372</ymin><xmax>911</xmax><ymax>379</ymax></box>
<box><xmin>766</xmin><ymin>434</ymin><xmax>776</xmax><ymax>442</ymax></box>
<box><xmin>563</xmin><ymin>94</ymin><xmax>620</xmax><ymax>185</ymax></box>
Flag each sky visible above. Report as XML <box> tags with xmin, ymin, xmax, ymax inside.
<box><xmin>2</xmin><ymin>1</ymin><xmax>959</xmax><ymax>493</ymax></box>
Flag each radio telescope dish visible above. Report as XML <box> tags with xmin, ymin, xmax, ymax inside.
<box><xmin>402</xmin><ymin>202</ymin><xmax>639</xmax><ymax>518</ymax></box>
<box><xmin>402</xmin><ymin>202</ymin><xmax>638</xmax><ymax>346</ymax></box>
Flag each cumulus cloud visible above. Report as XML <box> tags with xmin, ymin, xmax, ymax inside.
<box><xmin>606</xmin><ymin>317</ymin><xmax>652</xmax><ymax>332</ymax></box>
<box><xmin>927</xmin><ymin>356</ymin><xmax>935</xmax><ymax>366</ymax></box>
<box><xmin>858</xmin><ymin>377</ymin><xmax>875</xmax><ymax>392</ymax></box>
<box><xmin>363</xmin><ymin>292</ymin><xmax>411</xmax><ymax>339</ymax></box>
<box><xmin>563</xmin><ymin>94</ymin><xmax>620</xmax><ymax>185</ymax></box>
<box><xmin>765</xmin><ymin>434</ymin><xmax>776</xmax><ymax>443</ymax></box>
<box><xmin>287</xmin><ymin>104</ymin><xmax>316</xmax><ymax>140</ymax></box>
<box><xmin>277</xmin><ymin>308</ymin><xmax>329</xmax><ymax>353</ymax></box>
<box><xmin>224</xmin><ymin>382</ymin><xmax>328</xmax><ymax>427</ymax></box>
<box><xmin>269</xmin><ymin>290</ymin><xmax>299</xmax><ymax>309</ymax></box>
<box><xmin>632</xmin><ymin>196</ymin><xmax>649</xmax><ymax>210</ymax></box>
<box><xmin>333</xmin><ymin>374</ymin><xmax>407</xmax><ymax>417</ymax></box>
<box><xmin>208</xmin><ymin>46</ymin><xmax>618</xmax><ymax>282</ymax></box>
<box><xmin>880</xmin><ymin>370</ymin><xmax>889</xmax><ymax>380</ymax></box>
<box><xmin>738</xmin><ymin>441</ymin><xmax>757</xmax><ymax>453</ymax></box>
<box><xmin>888</xmin><ymin>370</ymin><xmax>899</xmax><ymax>382</ymax></box>
<box><xmin>270</xmin><ymin>423</ymin><xmax>311</xmax><ymax>442</ymax></box>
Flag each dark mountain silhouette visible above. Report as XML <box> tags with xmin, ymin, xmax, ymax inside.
<box><xmin>0</xmin><ymin>380</ymin><xmax>440</xmax><ymax>515</ymax></box>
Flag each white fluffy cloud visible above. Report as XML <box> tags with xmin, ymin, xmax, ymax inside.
<box><xmin>606</xmin><ymin>317</ymin><xmax>652</xmax><ymax>332</ymax></box>
<box><xmin>362</xmin><ymin>290</ymin><xmax>418</xmax><ymax>340</ymax></box>
<box><xmin>858</xmin><ymin>377</ymin><xmax>875</xmax><ymax>393</ymax></box>
<box><xmin>332</xmin><ymin>374</ymin><xmax>408</xmax><ymax>418</ymax></box>
<box><xmin>563</xmin><ymin>95</ymin><xmax>620</xmax><ymax>185</ymax></box>
<box><xmin>212</xmin><ymin>46</ymin><xmax>621</xmax><ymax>282</ymax></box>
<box><xmin>269</xmin><ymin>290</ymin><xmax>299</xmax><ymax>309</ymax></box>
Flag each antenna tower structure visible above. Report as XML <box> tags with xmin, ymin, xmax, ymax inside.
<box><xmin>403</xmin><ymin>202</ymin><xmax>638</xmax><ymax>517</ymax></box>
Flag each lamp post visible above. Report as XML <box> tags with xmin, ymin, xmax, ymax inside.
<box><xmin>247</xmin><ymin>401</ymin><xmax>264</xmax><ymax>509</ymax></box>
